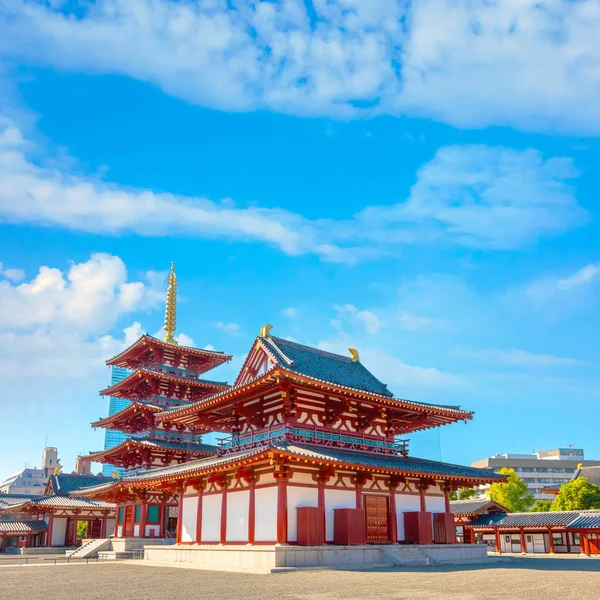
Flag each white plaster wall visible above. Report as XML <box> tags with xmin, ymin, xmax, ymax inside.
<box><xmin>324</xmin><ymin>489</ymin><xmax>355</xmax><ymax>541</ymax></box>
<box><xmin>290</xmin><ymin>472</ymin><xmax>314</xmax><ymax>485</ymax></box>
<box><xmin>257</xmin><ymin>472</ymin><xmax>276</xmax><ymax>485</ymax></box>
<box><xmin>287</xmin><ymin>486</ymin><xmax>319</xmax><ymax>542</ymax></box>
<box><xmin>144</xmin><ymin>524</ymin><xmax>159</xmax><ymax>537</ymax></box>
<box><xmin>226</xmin><ymin>490</ymin><xmax>249</xmax><ymax>542</ymax></box>
<box><xmin>395</xmin><ymin>494</ymin><xmax>421</xmax><ymax>542</ymax></box>
<box><xmin>51</xmin><ymin>518</ymin><xmax>67</xmax><ymax>546</ymax></box>
<box><xmin>181</xmin><ymin>496</ymin><xmax>199</xmax><ymax>543</ymax></box>
<box><xmin>254</xmin><ymin>487</ymin><xmax>277</xmax><ymax>542</ymax></box>
<box><xmin>134</xmin><ymin>525</ymin><xmax>140</xmax><ymax>537</ymax></box>
<box><xmin>106</xmin><ymin>519</ymin><xmax>116</xmax><ymax>538</ymax></box>
<box><xmin>426</xmin><ymin>495</ymin><xmax>446</xmax><ymax>513</ymax></box>
<box><xmin>116</xmin><ymin>525</ymin><xmax>123</xmax><ymax>537</ymax></box>
<box><xmin>201</xmin><ymin>494</ymin><xmax>222</xmax><ymax>542</ymax></box>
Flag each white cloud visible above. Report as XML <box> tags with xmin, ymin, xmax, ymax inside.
<box><xmin>215</xmin><ymin>321</ymin><xmax>242</xmax><ymax>336</ymax></box>
<box><xmin>1</xmin><ymin>1</ymin><xmax>600</xmax><ymax>133</ymax></box>
<box><xmin>334</xmin><ymin>304</ymin><xmax>382</xmax><ymax>334</ymax></box>
<box><xmin>357</xmin><ymin>146</ymin><xmax>586</xmax><ymax>250</ymax></box>
<box><xmin>0</xmin><ymin>254</ymin><xmax>164</xmax><ymax>400</ymax></box>
<box><xmin>317</xmin><ymin>338</ymin><xmax>464</xmax><ymax>393</ymax></box>
<box><xmin>557</xmin><ymin>264</ymin><xmax>600</xmax><ymax>290</ymax></box>
<box><xmin>282</xmin><ymin>307</ymin><xmax>298</xmax><ymax>318</ymax></box>
<box><xmin>0</xmin><ymin>262</ymin><xmax>25</xmax><ymax>282</ymax></box>
<box><xmin>399</xmin><ymin>312</ymin><xmax>437</xmax><ymax>331</ymax></box>
<box><xmin>521</xmin><ymin>263</ymin><xmax>600</xmax><ymax>309</ymax></box>
<box><xmin>0</xmin><ymin>119</ymin><xmax>587</xmax><ymax>262</ymax></box>
<box><xmin>477</xmin><ymin>348</ymin><xmax>587</xmax><ymax>367</ymax></box>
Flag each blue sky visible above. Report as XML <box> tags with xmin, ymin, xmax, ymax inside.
<box><xmin>0</xmin><ymin>1</ymin><xmax>599</xmax><ymax>477</ymax></box>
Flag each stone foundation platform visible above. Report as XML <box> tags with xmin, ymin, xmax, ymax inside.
<box><xmin>142</xmin><ymin>543</ymin><xmax>489</xmax><ymax>574</ymax></box>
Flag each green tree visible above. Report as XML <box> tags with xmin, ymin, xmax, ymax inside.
<box><xmin>486</xmin><ymin>468</ymin><xmax>534</xmax><ymax>512</ymax></box>
<box><xmin>551</xmin><ymin>478</ymin><xmax>600</xmax><ymax>511</ymax></box>
<box><xmin>530</xmin><ymin>499</ymin><xmax>553</xmax><ymax>512</ymax></box>
<box><xmin>77</xmin><ymin>521</ymin><xmax>88</xmax><ymax>540</ymax></box>
<box><xmin>449</xmin><ymin>487</ymin><xmax>477</xmax><ymax>501</ymax></box>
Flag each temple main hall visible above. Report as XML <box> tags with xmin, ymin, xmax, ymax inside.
<box><xmin>75</xmin><ymin>267</ymin><xmax>505</xmax><ymax>569</ymax></box>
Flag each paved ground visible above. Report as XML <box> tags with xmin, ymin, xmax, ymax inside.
<box><xmin>1</xmin><ymin>557</ymin><xmax>599</xmax><ymax>600</ymax></box>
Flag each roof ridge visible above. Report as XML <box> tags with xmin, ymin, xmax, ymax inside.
<box><xmin>269</xmin><ymin>335</ymin><xmax>353</xmax><ymax>362</ymax></box>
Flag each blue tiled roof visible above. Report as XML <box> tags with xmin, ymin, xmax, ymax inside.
<box><xmin>48</xmin><ymin>474</ymin><xmax>113</xmax><ymax>495</ymax></box>
<box><xmin>272</xmin><ymin>441</ymin><xmax>505</xmax><ymax>481</ymax></box>
<box><xmin>128</xmin><ymin>435</ymin><xmax>218</xmax><ymax>454</ymax></box>
<box><xmin>262</xmin><ymin>336</ymin><xmax>394</xmax><ymax>397</ymax></box>
<box><xmin>468</xmin><ymin>511</ymin><xmax>583</xmax><ymax>528</ymax></box>
<box><xmin>567</xmin><ymin>513</ymin><xmax>600</xmax><ymax>529</ymax></box>
<box><xmin>0</xmin><ymin>494</ymin><xmax>39</xmax><ymax>509</ymax></box>
<box><xmin>450</xmin><ymin>500</ymin><xmax>508</xmax><ymax>515</ymax></box>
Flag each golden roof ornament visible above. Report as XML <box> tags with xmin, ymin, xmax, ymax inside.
<box><xmin>259</xmin><ymin>324</ymin><xmax>273</xmax><ymax>338</ymax></box>
<box><xmin>348</xmin><ymin>348</ymin><xmax>360</xmax><ymax>362</ymax></box>
<box><xmin>164</xmin><ymin>261</ymin><xmax>178</xmax><ymax>345</ymax></box>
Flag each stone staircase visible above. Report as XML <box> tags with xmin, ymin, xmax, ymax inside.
<box><xmin>381</xmin><ymin>545</ymin><xmax>433</xmax><ymax>567</ymax></box>
<box><xmin>65</xmin><ymin>539</ymin><xmax>111</xmax><ymax>559</ymax></box>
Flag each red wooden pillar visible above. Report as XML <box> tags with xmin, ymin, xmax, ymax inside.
<box><xmin>1</xmin><ymin>534</ymin><xmax>6</xmax><ymax>553</ymax></box>
<box><xmin>548</xmin><ymin>528</ymin><xmax>555</xmax><ymax>554</ymax></box>
<box><xmin>47</xmin><ymin>514</ymin><xmax>54</xmax><ymax>547</ymax></box>
<box><xmin>582</xmin><ymin>533</ymin><xmax>591</xmax><ymax>556</ymax></box>
<box><xmin>495</xmin><ymin>529</ymin><xmax>501</xmax><ymax>554</ymax></box>
<box><xmin>388</xmin><ymin>480</ymin><xmax>399</xmax><ymax>543</ymax></box>
<box><xmin>220</xmin><ymin>487</ymin><xmax>228</xmax><ymax>544</ymax></box>
<box><xmin>176</xmin><ymin>486</ymin><xmax>185</xmax><ymax>544</ymax></box>
<box><xmin>419</xmin><ymin>482</ymin><xmax>427</xmax><ymax>512</ymax></box>
<box><xmin>159</xmin><ymin>503</ymin><xmax>166</xmax><ymax>538</ymax></box>
<box><xmin>140</xmin><ymin>502</ymin><xmax>148</xmax><ymax>538</ymax></box>
<box><xmin>248</xmin><ymin>482</ymin><xmax>255</xmax><ymax>544</ymax></box>
<box><xmin>100</xmin><ymin>514</ymin><xmax>107</xmax><ymax>538</ymax></box>
<box><xmin>520</xmin><ymin>528</ymin><xmax>526</xmax><ymax>553</ymax></box>
<box><xmin>69</xmin><ymin>517</ymin><xmax>78</xmax><ymax>547</ymax></box>
<box><xmin>196</xmin><ymin>486</ymin><xmax>204</xmax><ymax>544</ymax></box>
<box><xmin>276</xmin><ymin>477</ymin><xmax>288</xmax><ymax>544</ymax></box>
<box><xmin>566</xmin><ymin>532</ymin><xmax>571</xmax><ymax>553</ymax></box>
<box><xmin>355</xmin><ymin>485</ymin><xmax>363</xmax><ymax>509</ymax></box>
<box><xmin>317</xmin><ymin>479</ymin><xmax>326</xmax><ymax>544</ymax></box>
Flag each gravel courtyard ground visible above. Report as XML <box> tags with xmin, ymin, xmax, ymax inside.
<box><xmin>1</xmin><ymin>557</ymin><xmax>599</xmax><ymax>600</ymax></box>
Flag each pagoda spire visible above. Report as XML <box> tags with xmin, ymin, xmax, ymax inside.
<box><xmin>164</xmin><ymin>261</ymin><xmax>178</xmax><ymax>345</ymax></box>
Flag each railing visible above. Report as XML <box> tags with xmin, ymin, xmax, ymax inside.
<box><xmin>217</xmin><ymin>426</ymin><xmax>409</xmax><ymax>456</ymax></box>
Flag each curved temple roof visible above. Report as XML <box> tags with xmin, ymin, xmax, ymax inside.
<box><xmin>86</xmin><ymin>440</ymin><xmax>504</xmax><ymax>492</ymax></box>
<box><xmin>106</xmin><ymin>334</ymin><xmax>232</xmax><ymax>372</ymax></box>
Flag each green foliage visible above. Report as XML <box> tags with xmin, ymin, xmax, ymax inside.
<box><xmin>487</xmin><ymin>468</ymin><xmax>534</xmax><ymax>512</ymax></box>
<box><xmin>530</xmin><ymin>499</ymin><xmax>553</xmax><ymax>512</ymax></box>
<box><xmin>458</xmin><ymin>488</ymin><xmax>477</xmax><ymax>500</ymax></box>
<box><xmin>449</xmin><ymin>487</ymin><xmax>477</xmax><ymax>501</ymax></box>
<box><xmin>77</xmin><ymin>521</ymin><xmax>88</xmax><ymax>539</ymax></box>
<box><xmin>551</xmin><ymin>478</ymin><xmax>600</xmax><ymax>511</ymax></box>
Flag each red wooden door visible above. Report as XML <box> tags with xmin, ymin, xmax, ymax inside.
<box><xmin>124</xmin><ymin>506</ymin><xmax>134</xmax><ymax>537</ymax></box>
<box><xmin>89</xmin><ymin>520</ymin><xmax>102</xmax><ymax>538</ymax></box>
<box><xmin>364</xmin><ymin>495</ymin><xmax>389</xmax><ymax>543</ymax></box>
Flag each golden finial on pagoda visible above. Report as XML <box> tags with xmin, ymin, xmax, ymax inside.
<box><xmin>348</xmin><ymin>348</ymin><xmax>360</xmax><ymax>362</ymax></box>
<box><xmin>164</xmin><ymin>261</ymin><xmax>178</xmax><ymax>345</ymax></box>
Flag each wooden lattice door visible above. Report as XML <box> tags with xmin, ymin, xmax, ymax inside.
<box><xmin>364</xmin><ymin>495</ymin><xmax>389</xmax><ymax>543</ymax></box>
<box><xmin>124</xmin><ymin>506</ymin><xmax>134</xmax><ymax>537</ymax></box>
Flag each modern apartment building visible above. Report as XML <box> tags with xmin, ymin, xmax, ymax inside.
<box><xmin>0</xmin><ymin>447</ymin><xmax>62</xmax><ymax>496</ymax></box>
<box><xmin>472</xmin><ymin>447</ymin><xmax>600</xmax><ymax>500</ymax></box>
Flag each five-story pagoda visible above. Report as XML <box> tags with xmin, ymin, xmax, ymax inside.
<box><xmin>84</xmin><ymin>263</ymin><xmax>231</xmax><ymax>538</ymax></box>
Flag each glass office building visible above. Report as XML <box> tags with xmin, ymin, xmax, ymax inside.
<box><xmin>101</xmin><ymin>366</ymin><xmax>131</xmax><ymax>477</ymax></box>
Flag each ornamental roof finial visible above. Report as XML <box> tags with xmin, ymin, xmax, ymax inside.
<box><xmin>259</xmin><ymin>324</ymin><xmax>273</xmax><ymax>338</ymax></box>
<box><xmin>164</xmin><ymin>261</ymin><xmax>178</xmax><ymax>345</ymax></box>
<box><xmin>348</xmin><ymin>348</ymin><xmax>360</xmax><ymax>362</ymax></box>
